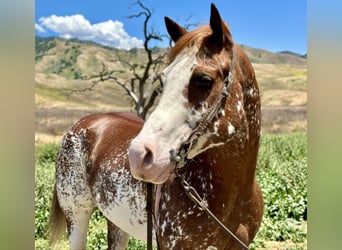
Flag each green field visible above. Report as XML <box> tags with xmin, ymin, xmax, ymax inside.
<box><xmin>35</xmin><ymin>132</ymin><xmax>307</xmax><ymax>249</ymax></box>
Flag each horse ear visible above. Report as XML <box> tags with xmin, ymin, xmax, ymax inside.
<box><xmin>209</xmin><ymin>3</ymin><xmax>233</xmax><ymax>48</ymax></box>
<box><xmin>164</xmin><ymin>16</ymin><xmax>188</xmax><ymax>43</ymax></box>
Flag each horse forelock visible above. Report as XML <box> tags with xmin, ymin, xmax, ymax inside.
<box><xmin>168</xmin><ymin>25</ymin><xmax>212</xmax><ymax>63</ymax></box>
<box><xmin>168</xmin><ymin>21</ymin><xmax>232</xmax><ymax>62</ymax></box>
<box><xmin>168</xmin><ymin>26</ymin><xmax>235</xmax><ymax>86</ymax></box>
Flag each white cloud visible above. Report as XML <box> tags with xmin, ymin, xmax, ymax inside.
<box><xmin>35</xmin><ymin>23</ymin><xmax>45</xmax><ymax>33</ymax></box>
<box><xmin>37</xmin><ymin>14</ymin><xmax>143</xmax><ymax>50</ymax></box>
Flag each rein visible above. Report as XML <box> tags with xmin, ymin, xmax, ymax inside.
<box><xmin>146</xmin><ymin>183</ymin><xmax>154</xmax><ymax>250</ymax></box>
<box><xmin>146</xmin><ymin>46</ymin><xmax>249</xmax><ymax>250</ymax></box>
<box><xmin>180</xmin><ymin>176</ymin><xmax>249</xmax><ymax>250</ymax></box>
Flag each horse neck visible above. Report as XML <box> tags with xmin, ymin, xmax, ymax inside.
<box><xmin>187</xmin><ymin>107</ymin><xmax>260</xmax><ymax>201</ymax></box>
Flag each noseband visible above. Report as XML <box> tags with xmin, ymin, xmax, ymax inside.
<box><xmin>146</xmin><ymin>46</ymin><xmax>250</xmax><ymax>250</ymax></box>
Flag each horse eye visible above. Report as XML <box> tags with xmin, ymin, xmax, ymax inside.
<box><xmin>196</xmin><ymin>74</ymin><xmax>213</xmax><ymax>88</ymax></box>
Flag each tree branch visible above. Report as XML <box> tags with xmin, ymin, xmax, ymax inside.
<box><xmin>81</xmin><ymin>0</ymin><xmax>177</xmax><ymax>119</ymax></box>
<box><xmin>74</xmin><ymin>63</ymin><xmax>139</xmax><ymax>105</ymax></box>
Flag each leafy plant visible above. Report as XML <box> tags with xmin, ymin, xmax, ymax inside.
<box><xmin>35</xmin><ymin>144</ymin><xmax>58</xmax><ymax>240</ymax></box>
<box><xmin>253</xmin><ymin>132</ymin><xmax>307</xmax><ymax>245</ymax></box>
<box><xmin>35</xmin><ymin>133</ymin><xmax>307</xmax><ymax>249</ymax></box>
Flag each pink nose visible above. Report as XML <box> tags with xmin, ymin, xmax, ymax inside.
<box><xmin>128</xmin><ymin>141</ymin><xmax>155</xmax><ymax>181</ymax></box>
<box><xmin>128</xmin><ymin>136</ymin><xmax>176</xmax><ymax>184</ymax></box>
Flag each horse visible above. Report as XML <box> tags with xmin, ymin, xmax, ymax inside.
<box><xmin>128</xmin><ymin>3</ymin><xmax>263</xmax><ymax>249</ymax></box>
<box><xmin>48</xmin><ymin>3</ymin><xmax>263</xmax><ymax>250</ymax></box>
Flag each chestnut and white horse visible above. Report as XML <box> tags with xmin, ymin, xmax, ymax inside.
<box><xmin>49</xmin><ymin>4</ymin><xmax>263</xmax><ymax>250</ymax></box>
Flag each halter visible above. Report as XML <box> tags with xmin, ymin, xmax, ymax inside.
<box><xmin>171</xmin><ymin>45</ymin><xmax>236</xmax><ymax>172</ymax></box>
<box><xmin>146</xmin><ymin>46</ymin><xmax>250</xmax><ymax>250</ymax></box>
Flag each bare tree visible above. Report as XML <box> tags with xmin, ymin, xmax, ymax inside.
<box><xmin>73</xmin><ymin>0</ymin><xmax>198</xmax><ymax>119</ymax></box>
<box><xmin>83</xmin><ymin>0</ymin><xmax>169</xmax><ymax>119</ymax></box>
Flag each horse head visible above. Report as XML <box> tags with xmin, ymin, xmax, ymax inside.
<box><xmin>128</xmin><ymin>4</ymin><xmax>258</xmax><ymax>184</ymax></box>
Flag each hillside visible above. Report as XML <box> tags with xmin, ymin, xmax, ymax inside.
<box><xmin>35</xmin><ymin>36</ymin><xmax>307</xmax><ymax>143</ymax></box>
<box><xmin>240</xmin><ymin>45</ymin><xmax>306</xmax><ymax>65</ymax></box>
<box><xmin>35</xmin><ymin>36</ymin><xmax>306</xmax><ymax>78</ymax></box>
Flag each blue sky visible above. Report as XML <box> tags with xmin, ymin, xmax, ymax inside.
<box><xmin>35</xmin><ymin>0</ymin><xmax>307</xmax><ymax>54</ymax></box>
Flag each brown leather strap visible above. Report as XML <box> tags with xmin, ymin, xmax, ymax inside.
<box><xmin>146</xmin><ymin>182</ymin><xmax>153</xmax><ymax>250</ymax></box>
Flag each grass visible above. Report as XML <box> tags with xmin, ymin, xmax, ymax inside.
<box><xmin>253</xmin><ymin>64</ymin><xmax>307</xmax><ymax>93</ymax></box>
<box><xmin>252</xmin><ymin>132</ymin><xmax>307</xmax><ymax>249</ymax></box>
<box><xmin>35</xmin><ymin>83</ymin><xmax>69</xmax><ymax>103</ymax></box>
<box><xmin>35</xmin><ymin>132</ymin><xmax>307</xmax><ymax>249</ymax></box>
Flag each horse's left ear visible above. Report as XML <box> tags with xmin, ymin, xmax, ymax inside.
<box><xmin>165</xmin><ymin>16</ymin><xmax>188</xmax><ymax>43</ymax></box>
<box><xmin>209</xmin><ymin>3</ymin><xmax>233</xmax><ymax>48</ymax></box>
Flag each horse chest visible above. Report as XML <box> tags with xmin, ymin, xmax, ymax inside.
<box><xmin>158</xmin><ymin>195</ymin><xmax>224</xmax><ymax>249</ymax></box>
<box><xmin>157</xmin><ymin>171</ymin><xmax>227</xmax><ymax>249</ymax></box>
<box><xmin>91</xmin><ymin>164</ymin><xmax>149</xmax><ymax>241</ymax></box>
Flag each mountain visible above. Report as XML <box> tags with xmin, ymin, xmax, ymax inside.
<box><xmin>35</xmin><ymin>36</ymin><xmax>167</xmax><ymax>81</ymax></box>
<box><xmin>35</xmin><ymin>36</ymin><xmax>307</xmax><ymax>143</ymax></box>
<box><xmin>240</xmin><ymin>45</ymin><xmax>306</xmax><ymax>65</ymax></box>
<box><xmin>278</xmin><ymin>50</ymin><xmax>307</xmax><ymax>59</ymax></box>
<box><xmin>35</xmin><ymin>36</ymin><xmax>306</xmax><ymax>80</ymax></box>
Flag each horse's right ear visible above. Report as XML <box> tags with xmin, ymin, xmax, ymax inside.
<box><xmin>164</xmin><ymin>16</ymin><xmax>187</xmax><ymax>43</ymax></box>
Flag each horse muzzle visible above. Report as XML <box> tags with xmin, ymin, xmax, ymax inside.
<box><xmin>128</xmin><ymin>137</ymin><xmax>175</xmax><ymax>184</ymax></box>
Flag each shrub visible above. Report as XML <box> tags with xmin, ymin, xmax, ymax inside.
<box><xmin>255</xmin><ymin>132</ymin><xmax>307</xmax><ymax>243</ymax></box>
<box><xmin>35</xmin><ymin>143</ymin><xmax>59</xmax><ymax>165</ymax></box>
<box><xmin>35</xmin><ymin>144</ymin><xmax>58</xmax><ymax>240</ymax></box>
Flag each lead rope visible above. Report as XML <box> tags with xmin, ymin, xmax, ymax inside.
<box><xmin>146</xmin><ymin>183</ymin><xmax>154</xmax><ymax>250</ymax></box>
<box><xmin>180</xmin><ymin>176</ymin><xmax>249</xmax><ymax>250</ymax></box>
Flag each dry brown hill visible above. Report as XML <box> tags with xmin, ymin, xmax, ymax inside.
<box><xmin>35</xmin><ymin>36</ymin><xmax>307</xmax><ymax>144</ymax></box>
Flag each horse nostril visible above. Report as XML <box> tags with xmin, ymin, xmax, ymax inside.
<box><xmin>142</xmin><ymin>148</ymin><xmax>153</xmax><ymax>169</ymax></box>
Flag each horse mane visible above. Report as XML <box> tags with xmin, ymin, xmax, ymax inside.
<box><xmin>168</xmin><ymin>25</ymin><xmax>212</xmax><ymax>63</ymax></box>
